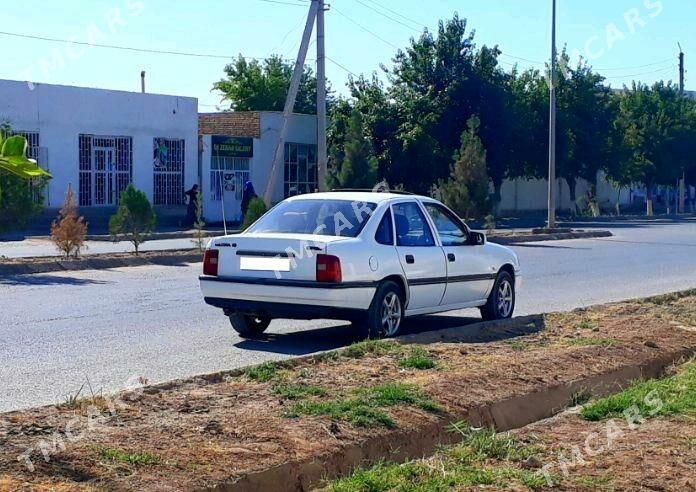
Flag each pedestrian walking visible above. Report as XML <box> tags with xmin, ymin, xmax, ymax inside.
<box><xmin>184</xmin><ymin>184</ymin><xmax>199</xmax><ymax>226</ymax></box>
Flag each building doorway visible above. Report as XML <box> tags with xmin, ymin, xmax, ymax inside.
<box><xmin>79</xmin><ymin>135</ymin><xmax>132</xmax><ymax>207</ymax></box>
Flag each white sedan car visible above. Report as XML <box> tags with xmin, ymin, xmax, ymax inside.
<box><xmin>200</xmin><ymin>191</ymin><xmax>520</xmax><ymax>338</ymax></box>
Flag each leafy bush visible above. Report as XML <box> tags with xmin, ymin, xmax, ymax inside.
<box><xmin>50</xmin><ymin>184</ymin><xmax>87</xmax><ymax>258</ymax></box>
<box><xmin>109</xmin><ymin>184</ymin><xmax>156</xmax><ymax>255</ymax></box>
<box><xmin>0</xmin><ymin>173</ymin><xmax>42</xmax><ymax>232</ymax></box>
<box><xmin>242</xmin><ymin>197</ymin><xmax>268</xmax><ymax>230</ymax></box>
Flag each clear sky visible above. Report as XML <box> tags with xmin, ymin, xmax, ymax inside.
<box><xmin>1</xmin><ymin>0</ymin><xmax>692</xmax><ymax>108</ymax></box>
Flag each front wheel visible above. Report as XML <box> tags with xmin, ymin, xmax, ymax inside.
<box><xmin>361</xmin><ymin>280</ymin><xmax>405</xmax><ymax>339</ymax></box>
<box><xmin>229</xmin><ymin>314</ymin><xmax>272</xmax><ymax>338</ymax></box>
<box><xmin>480</xmin><ymin>271</ymin><xmax>515</xmax><ymax>321</ymax></box>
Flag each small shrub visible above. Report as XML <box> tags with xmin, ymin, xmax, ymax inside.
<box><xmin>109</xmin><ymin>184</ymin><xmax>156</xmax><ymax>255</ymax></box>
<box><xmin>50</xmin><ymin>184</ymin><xmax>87</xmax><ymax>258</ymax></box>
<box><xmin>242</xmin><ymin>197</ymin><xmax>268</xmax><ymax>230</ymax></box>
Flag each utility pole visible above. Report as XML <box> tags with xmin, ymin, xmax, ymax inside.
<box><xmin>679</xmin><ymin>43</ymin><xmax>685</xmax><ymax>94</ymax></box>
<box><xmin>678</xmin><ymin>43</ymin><xmax>685</xmax><ymax>212</ymax></box>
<box><xmin>317</xmin><ymin>0</ymin><xmax>327</xmax><ymax>191</ymax></box>
<box><xmin>264</xmin><ymin>0</ymin><xmax>319</xmax><ymax>204</ymax></box>
<box><xmin>547</xmin><ymin>0</ymin><xmax>557</xmax><ymax>229</ymax></box>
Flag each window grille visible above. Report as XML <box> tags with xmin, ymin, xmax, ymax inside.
<box><xmin>153</xmin><ymin>138</ymin><xmax>185</xmax><ymax>205</ymax></box>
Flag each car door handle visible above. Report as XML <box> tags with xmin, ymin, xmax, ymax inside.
<box><xmin>405</xmin><ymin>254</ymin><xmax>415</xmax><ymax>264</ymax></box>
<box><xmin>447</xmin><ymin>253</ymin><xmax>456</xmax><ymax>262</ymax></box>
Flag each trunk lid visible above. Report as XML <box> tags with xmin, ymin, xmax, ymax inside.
<box><xmin>211</xmin><ymin>233</ymin><xmax>349</xmax><ymax>281</ymax></box>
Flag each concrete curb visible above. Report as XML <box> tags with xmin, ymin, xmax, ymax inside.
<box><xmin>490</xmin><ymin>229</ymin><xmax>612</xmax><ymax>244</ymax></box>
<box><xmin>216</xmin><ymin>346</ymin><xmax>694</xmax><ymax>492</ymax></box>
<box><xmin>0</xmin><ymin>250</ymin><xmax>203</xmax><ymax>276</ymax></box>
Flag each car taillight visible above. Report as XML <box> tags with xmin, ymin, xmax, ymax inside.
<box><xmin>203</xmin><ymin>249</ymin><xmax>219</xmax><ymax>276</ymax></box>
<box><xmin>316</xmin><ymin>254</ymin><xmax>342</xmax><ymax>283</ymax></box>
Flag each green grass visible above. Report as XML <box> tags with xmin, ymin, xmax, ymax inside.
<box><xmin>325</xmin><ymin>427</ymin><xmax>548</xmax><ymax>491</ymax></box>
<box><xmin>576</xmin><ymin>318</ymin><xmax>597</xmax><ymax>330</ymax></box>
<box><xmin>342</xmin><ymin>339</ymin><xmax>399</xmax><ymax>359</ymax></box>
<box><xmin>398</xmin><ymin>346</ymin><xmax>438</xmax><ymax>370</ymax></box>
<box><xmin>244</xmin><ymin>361</ymin><xmax>280</xmax><ymax>382</ymax></box>
<box><xmin>565</xmin><ymin>337</ymin><xmax>615</xmax><ymax>347</ymax></box>
<box><xmin>581</xmin><ymin>360</ymin><xmax>696</xmax><ymax>421</ymax></box>
<box><xmin>575</xmin><ymin>473</ymin><xmax>615</xmax><ymax>490</ymax></box>
<box><xmin>286</xmin><ymin>382</ymin><xmax>440</xmax><ymax>428</ymax></box>
<box><xmin>272</xmin><ymin>382</ymin><xmax>327</xmax><ymax>400</ymax></box>
<box><xmin>99</xmin><ymin>447</ymin><xmax>159</xmax><ymax>465</ymax></box>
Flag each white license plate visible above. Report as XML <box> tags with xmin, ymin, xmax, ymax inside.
<box><xmin>239</xmin><ymin>256</ymin><xmax>291</xmax><ymax>272</ymax></box>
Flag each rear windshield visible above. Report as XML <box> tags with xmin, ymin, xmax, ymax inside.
<box><xmin>247</xmin><ymin>199</ymin><xmax>377</xmax><ymax>238</ymax></box>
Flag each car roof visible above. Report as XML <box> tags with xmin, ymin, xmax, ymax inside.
<box><xmin>287</xmin><ymin>191</ymin><xmax>431</xmax><ymax>204</ymax></box>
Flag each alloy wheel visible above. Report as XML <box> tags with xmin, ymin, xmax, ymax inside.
<box><xmin>380</xmin><ymin>292</ymin><xmax>402</xmax><ymax>337</ymax></box>
<box><xmin>497</xmin><ymin>279</ymin><xmax>514</xmax><ymax>318</ymax></box>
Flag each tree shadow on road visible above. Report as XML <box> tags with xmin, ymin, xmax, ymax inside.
<box><xmin>0</xmin><ymin>275</ymin><xmax>112</xmax><ymax>286</ymax></box>
<box><xmin>234</xmin><ymin>314</ymin><xmax>543</xmax><ymax>356</ymax></box>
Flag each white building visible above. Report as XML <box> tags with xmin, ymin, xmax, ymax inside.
<box><xmin>199</xmin><ymin>112</ymin><xmax>318</xmax><ymax>223</ymax></box>
<box><xmin>0</xmin><ymin>79</ymin><xmax>198</xmax><ymax>211</ymax></box>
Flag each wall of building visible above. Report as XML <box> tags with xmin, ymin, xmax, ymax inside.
<box><xmin>200</xmin><ymin>112</ymin><xmax>317</xmax><ymax>223</ymax></box>
<box><xmin>0</xmin><ymin>79</ymin><xmax>198</xmax><ymax>208</ymax></box>
<box><xmin>498</xmin><ymin>172</ymin><xmax>636</xmax><ymax>214</ymax></box>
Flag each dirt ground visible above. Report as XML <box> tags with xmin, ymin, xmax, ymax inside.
<box><xmin>0</xmin><ymin>291</ymin><xmax>694</xmax><ymax>491</ymax></box>
<box><xmin>512</xmin><ymin>408</ymin><xmax>696</xmax><ymax>491</ymax></box>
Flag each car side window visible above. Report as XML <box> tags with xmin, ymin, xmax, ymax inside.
<box><xmin>392</xmin><ymin>202</ymin><xmax>435</xmax><ymax>247</ymax></box>
<box><xmin>424</xmin><ymin>203</ymin><xmax>469</xmax><ymax>246</ymax></box>
<box><xmin>375</xmin><ymin>209</ymin><xmax>394</xmax><ymax>245</ymax></box>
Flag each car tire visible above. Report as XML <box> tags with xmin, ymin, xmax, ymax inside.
<box><xmin>228</xmin><ymin>314</ymin><xmax>272</xmax><ymax>338</ymax></box>
<box><xmin>361</xmin><ymin>280</ymin><xmax>405</xmax><ymax>339</ymax></box>
<box><xmin>480</xmin><ymin>271</ymin><xmax>515</xmax><ymax>321</ymax></box>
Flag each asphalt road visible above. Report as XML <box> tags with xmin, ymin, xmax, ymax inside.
<box><xmin>1</xmin><ymin>219</ymin><xmax>695</xmax><ymax>413</ymax></box>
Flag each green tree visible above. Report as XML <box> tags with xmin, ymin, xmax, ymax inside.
<box><xmin>435</xmin><ymin>116</ymin><xmax>491</xmax><ymax>220</ymax></box>
<box><xmin>109</xmin><ymin>184</ymin><xmax>156</xmax><ymax>255</ymax></box>
<box><xmin>327</xmin><ymin>109</ymin><xmax>378</xmax><ymax>189</ymax></box>
<box><xmin>0</xmin><ymin>126</ymin><xmax>50</xmax><ymax>231</ymax></box>
<box><xmin>613</xmin><ymin>82</ymin><xmax>694</xmax><ymax>215</ymax></box>
<box><xmin>242</xmin><ymin>197</ymin><xmax>268</xmax><ymax>230</ymax></box>
<box><xmin>212</xmin><ymin>54</ymin><xmax>320</xmax><ymax>113</ymax></box>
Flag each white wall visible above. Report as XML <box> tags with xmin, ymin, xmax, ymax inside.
<box><xmin>200</xmin><ymin>112</ymin><xmax>317</xmax><ymax>223</ymax></box>
<box><xmin>0</xmin><ymin>79</ymin><xmax>198</xmax><ymax>207</ymax></box>
<box><xmin>499</xmin><ymin>171</ymin><xmax>637</xmax><ymax>213</ymax></box>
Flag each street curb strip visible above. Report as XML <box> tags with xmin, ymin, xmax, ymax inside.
<box><xmin>0</xmin><ymin>249</ymin><xmax>203</xmax><ymax>276</ymax></box>
<box><xmin>490</xmin><ymin>229</ymin><xmax>612</xmax><ymax>245</ymax></box>
<box><xmin>0</xmin><ymin>230</ymin><xmax>611</xmax><ymax>276</ymax></box>
<box><xmin>214</xmin><ymin>346</ymin><xmax>693</xmax><ymax>492</ymax></box>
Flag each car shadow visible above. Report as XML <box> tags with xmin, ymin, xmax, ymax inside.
<box><xmin>234</xmin><ymin>313</ymin><xmax>541</xmax><ymax>356</ymax></box>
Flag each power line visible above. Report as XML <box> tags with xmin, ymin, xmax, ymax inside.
<box><xmin>254</xmin><ymin>0</ymin><xmax>308</xmax><ymax>6</ymax></box>
<box><xmin>603</xmin><ymin>65</ymin><xmax>675</xmax><ymax>80</ymax></box>
<box><xmin>332</xmin><ymin>6</ymin><xmax>401</xmax><ymax>50</ymax></box>
<box><xmin>351</xmin><ymin>0</ymin><xmax>421</xmax><ymax>33</ymax></box>
<box><xmin>361</xmin><ymin>0</ymin><xmax>425</xmax><ymax>30</ymax></box>
<box><xmin>327</xmin><ymin>56</ymin><xmax>358</xmax><ymax>77</ymax></box>
<box><xmin>0</xmin><ymin>29</ymin><xmax>316</xmax><ymax>63</ymax></box>
<box><xmin>594</xmin><ymin>57</ymin><xmax>675</xmax><ymax>71</ymax></box>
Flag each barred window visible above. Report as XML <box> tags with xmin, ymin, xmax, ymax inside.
<box><xmin>210</xmin><ymin>156</ymin><xmax>250</xmax><ymax>201</ymax></box>
<box><xmin>153</xmin><ymin>138</ymin><xmax>185</xmax><ymax>205</ymax></box>
<box><xmin>284</xmin><ymin>143</ymin><xmax>317</xmax><ymax>198</ymax></box>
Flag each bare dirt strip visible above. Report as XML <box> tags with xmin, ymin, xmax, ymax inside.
<box><xmin>0</xmin><ymin>291</ymin><xmax>694</xmax><ymax>491</ymax></box>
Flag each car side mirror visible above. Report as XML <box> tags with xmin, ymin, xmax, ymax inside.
<box><xmin>468</xmin><ymin>231</ymin><xmax>486</xmax><ymax>245</ymax></box>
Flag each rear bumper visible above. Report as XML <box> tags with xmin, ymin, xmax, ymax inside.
<box><xmin>199</xmin><ymin>275</ymin><xmax>376</xmax><ymax>319</ymax></box>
